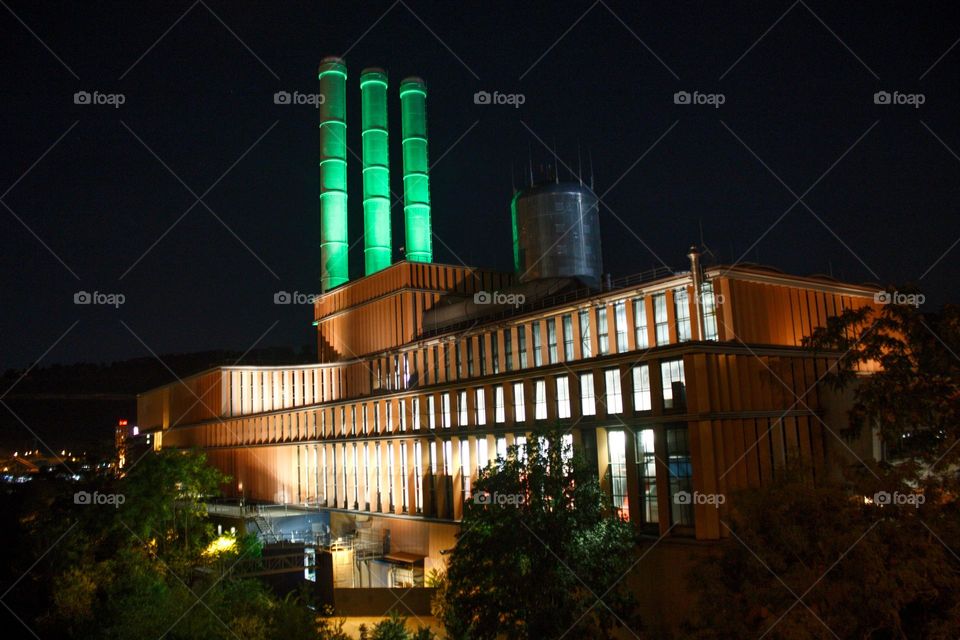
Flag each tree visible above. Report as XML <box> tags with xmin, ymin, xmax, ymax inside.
<box><xmin>681</xmin><ymin>470</ymin><xmax>960</xmax><ymax>639</ymax></box>
<box><xmin>439</xmin><ymin>427</ymin><xmax>639</xmax><ymax>639</ymax></box>
<box><xmin>682</xmin><ymin>298</ymin><xmax>960</xmax><ymax>639</ymax></box>
<box><xmin>803</xmin><ymin>299</ymin><xmax>960</xmax><ymax>470</ymax></box>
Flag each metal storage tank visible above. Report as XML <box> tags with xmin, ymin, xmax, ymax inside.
<box><xmin>512</xmin><ymin>181</ymin><xmax>603</xmax><ymax>288</ymax></box>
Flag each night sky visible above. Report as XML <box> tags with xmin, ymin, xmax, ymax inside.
<box><xmin>2</xmin><ymin>1</ymin><xmax>959</xmax><ymax>371</ymax></box>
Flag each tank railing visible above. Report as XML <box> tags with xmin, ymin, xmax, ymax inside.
<box><xmin>421</xmin><ymin>265</ymin><xmax>675</xmax><ymax>338</ymax></box>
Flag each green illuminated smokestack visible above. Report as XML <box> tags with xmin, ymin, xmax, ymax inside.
<box><xmin>319</xmin><ymin>57</ymin><xmax>349</xmax><ymax>291</ymax></box>
<box><xmin>399</xmin><ymin>77</ymin><xmax>432</xmax><ymax>263</ymax></box>
<box><xmin>360</xmin><ymin>68</ymin><xmax>391</xmax><ymax>275</ymax></box>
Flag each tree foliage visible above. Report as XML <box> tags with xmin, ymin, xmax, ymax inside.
<box><xmin>803</xmin><ymin>299</ymin><xmax>960</xmax><ymax>467</ymax></box>
<box><xmin>682</xmin><ymin>470</ymin><xmax>960</xmax><ymax>639</ymax></box>
<box><xmin>439</xmin><ymin>427</ymin><xmax>639</xmax><ymax>639</ymax></box>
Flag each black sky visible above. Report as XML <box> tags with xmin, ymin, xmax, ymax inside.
<box><xmin>1</xmin><ymin>0</ymin><xmax>959</xmax><ymax>371</ymax></box>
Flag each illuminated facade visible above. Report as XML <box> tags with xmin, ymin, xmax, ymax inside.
<box><xmin>139</xmin><ymin>260</ymin><xmax>882</xmax><ymax>567</ymax></box>
<box><xmin>137</xmin><ymin>59</ymin><xmax>883</xmax><ymax>580</ymax></box>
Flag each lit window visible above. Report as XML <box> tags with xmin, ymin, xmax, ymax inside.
<box><xmin>518</xmin><ymin>326</ymin><xmax>528</xmax><ymax>368</ymax></box>
<box><xmin>667</xmin><ymin>428</ymin><xmax>693</xmax><ymax>526</ymax></box>
<box><xmin>479</xmin><ymin>335</ymin><xmax>487</xmax><ymax>376</ymax></box>
<box><xmin>428</xmin><ymin>396</ymin><xmax>436</xmax><ymax>429</ymax></box>
<box><xmin>580</xmin><ymin>373</ymin><xmax>596</xmax><ymax>416</ymax></box>
<box><xmin>399</xmin><ymin>442</ymin><xmax>409</xmax><ymax>511</ymax></box>
<box><xmin>556</xmin><ymin>375</ymin><xmax>571</xmax><ymax>419</ymax></box>
<box><xmin>675</xmin><ymin>288</ymin><xmax>691</xmax><ymax>342</ymax></box>
<box><xmin>661</xmin><ymin>359</ymin><xmax>686</xmax><ymax>409</ymax></box>
<box><xmin>341</xmin><ymin>443</ymin><xmax>348</xmax><ymax>508</ymax></box>
<box><xmin>562</xmin><ymin>433</ymin><xmax>574</xmax><ymax>465</ymax></box>
<box><xmin>608</xmin><ymin>431</ymin><xmax>629</xmax><ymax>520</ymax></box>
<box><xmin>579</xmin><ymin>309</ymin><xmax>592</xmax><ymax>358</ymax></box>
<box><xmin>351</xmin><ymin>443</ymin><xmax>359</xmax><ymax>509</ymax></box>
<box><xmin>597</xmin><ymin>307</ymin><xmax>609</xmax><ymax>355</ymax></box>
<box><xmin>547</xmin><ymin>319</ymin><xmax>558</xmax><ymax>364</ymax></box>
<box><xmin>532</xmin><ymin>323</ymin><xmax>543</xmax><ymax>367</ymax></box>
<box><xmin>562</xmin><ymin>314</ymin><xmax>574</xmax><ymax>360</ymax></box>
<box><xmin>504</xmin><ymin>329</ymin><xmax>514</xmax><ymax>371</ymax></box>
<box><xmin>467</xmin><ymin>338</ymin><xmax>475</xmax><ymax>376</ymax></box>
<box><xmin>460</xmin><ymin>440</ymin><xmax>471</xmax><ymax>498</ymax></box>
<box><xmin>373</xmin><ymin>402</ymin><xmax>380</xmax><ymax>433</ymax></box>
<box><xmin>534</xmin><ymin>379</ymin><xmax>547</xmax><ymax>420</ymax></box>
<box><xmin>443</xmin><ymin>440</ymin><xmax>453</xmax><ymax>476</ymax></box>
<box><xmin>632</xmin><ymin>364</ymin><xmax>651</xmax><ymax>411</ymax></box>
<box><xmin>414</xmin><ymin>441</ymin><xmax>423</xmax><ymax>512</ymax></box>
<box><xmin>441</xmin><ymin>393</ymin><xmax>451</xmax><ymax>428</ymax></box>
<box><xmin>475</xmin><ymin>388</ymin><xmax>486</xmax><ymax>425</ymax></box>
<box><xmin>702</xmin><ymin>281</ymin><xmax>719</xmax><ymax>341</ymax></box>
<box><xmin>516</xmin><ymin>435</ymin><xmax>527</xmax><ymax>461</ymax></box>
<box><xmin>458</xmin><ymin>390</ymin><xmax>468</xmax><ymax>426</ymax></box>
<box><xmin>513</xmin><ymin>382</ymin><xmax>526</xmax><ymax>422</ymax></box>
<box><xmin>494</xmin><ymin>385</ymin><xmax>506</xmax><ymax>423</ymax></box>
<box><xmin>477</xmin><ymin>438</ymin><xmax>489</xmax><ymax>469</ymax></box>
<box><xmin>604</xmin><ymin>368</ymin><xmax>623</xmax><ymax>414</ymax></box>
<box><xmin>491</xmin><ymin>334</ymin><xmax>500</xmax><ymax>374</ymax></box>
<box><xmin>636</xmin><ymin>429</ymin><xmax>657</xmax><ymax>525</ymax></box>
<box><xmin>412</xmin><ymin>397</ymin><xmax>420</xmax><ymax>431</ymax></box>
<box><xmin>399</xmin><ymin>399</ymin><xmax>406</xmax><ymax>432</ymax></box>
<box><xmin>654</xmin><ymin>293</ymin><xmax>669</xmax><ymax>345</ymax></box>
<box><xmin>496</xmin><ymin>436</ymin><xmax>507</xmax><ymax>460</ymax></box>
<box><xmin>614</xmin><ymin>300</ymin><xmax>628</xmax><ymax>352</ymax></box>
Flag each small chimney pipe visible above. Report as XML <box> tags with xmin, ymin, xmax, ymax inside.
<box><xmin>688</xmin><ymin>245</ymin><xmax>705</xmax><ymax>340</ymax></box>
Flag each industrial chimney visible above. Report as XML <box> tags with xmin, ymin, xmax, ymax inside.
<box><xmin>360</xmin><ymin>68</ymin><xmax>391</xmax><ymax>275</ymax></box>
<box><xmin>318</xmin><ymin>57</ymin><xmax>349</xmax><ymax>291</ymax></box>
<box><xmin>399</xmin><ymin>77</ymin><xmax>432</xmax><ymax>263</ymax></box>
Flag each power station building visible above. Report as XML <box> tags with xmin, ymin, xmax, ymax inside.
<box><xmin>137</xmin><ymin>58</ymin><xmax>882</xmax><ymax>588</ymax></box>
